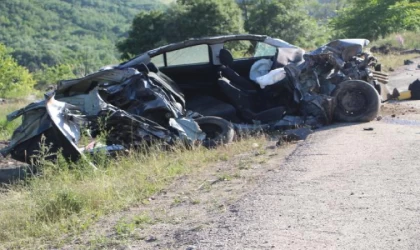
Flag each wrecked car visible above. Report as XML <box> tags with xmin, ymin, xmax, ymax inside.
<box><xmin>1</xmin><ymin>34</ymin><xmax>389</xmax><ymax>164</ymax></box>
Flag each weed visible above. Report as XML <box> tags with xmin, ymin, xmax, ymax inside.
<box><xmin>133</xmin><ymin>213</ymin><xmax>154</xmax><ymax>226</ymax></box>
<box><xmin>237</xmin><ymin>158</ymin><xmax>252</xmax><ymax>170</ymax></box>
<box><xmin>254</xmin><ymin>149</ymin><xmax>266</xmax><ymax>156</ymax></box>
<box><xmin>258</xmin><ymin>159</ymin><xmax>268</xmax><ymax>164</ymax></box>
<box><xmin>233</xmin><ymin>172</ymin><xmax>241</xmax><ymax>179</ymax></box>
<box><xmin>217</xmin><ymin>173</ymin><xmax>232</xmax><ymax>182</ymax></box>
<box><xmin>218</xmin><ymin>153</ymin><xmax>229</xmax><ymax>161</ymax></box>
<box><xmin>191</xmin><ymin>199</ymin><xmax>201</xmax><ymax>205</ymax></box>
<box><xmin>172</xmin><ymin>196</ymin><xmax>183</xmax><ymax>206</ymax></box>
<box><xmin>115</xmin><ymin>219</ymin><xmax>136</xmax><ymax>237</ymax></box>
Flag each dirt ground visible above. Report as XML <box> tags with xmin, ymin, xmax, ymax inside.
<box><xmin>387</xmin><ymin>57</ymin><xmax>420</xmax><ymax>90</ymax></box>
<box><xmin>0</xmin><ymin>141</ymin><xmax>28</xmax><ymax>185</ymax></box>
<box><xmin>1</xmin><ymin>57</ymin><xmax>420</xmax><ymax>249</ymax></box>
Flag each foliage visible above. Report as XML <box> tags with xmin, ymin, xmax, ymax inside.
<box><xmin>33</xmin><ymin>64</ymin><xmax>77</xmax><ymax>90</ymax></box>
<box><xmin>117</xmin><ymin>10</ymin><xmax>169</xmax><ymax>59</ymax></box>
<box><xmin>0</xmin><ymin>44</ymin><xmax>36</xmax><ymax>98</ymax></box>
<box><xmin>117</xmin><ymin>0</ymin><xmax>244</xmax><ymax>58</ymax></box>
<box><xmin>332</xmin><ymin>0</ymin><xmax>420</xmax><ymax>40</ymax></box>
<box><xmin>0</xmin><ymin>0</ymin><xmax>166</xmax><ymax>72</ymax></box>
<box><xmin>305</xmin><ymin>0</ymin><xmax>354</xmax><ymax>24</ymax></box>
<box><xmin>0</xmin><ymin>101</ymin><xmax>28</xmax><ymax>140</ymax></box>
<box><xmin>244</xmin><ymin>0</ymin><xmax>329</xmax><ymax>48</ymax></box>
<box><xmin>168</xmin><ymin>0</ymin><xmax>244</xmax><ymax>41</ymax></box>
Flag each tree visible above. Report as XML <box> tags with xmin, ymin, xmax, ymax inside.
<box><xmin>33</xmin><ymin>64</ymin><xmax>76</xmax><ymax>90</ymax></box>
<box><xmin>117</xmin><ymin>0</ymin><xmax>244</xmax><ymax>58</ymax></box>
<box><xmin>305</xmin><ymin>0</ymin><xmax>354</xmax><ymax>24</ymax></box>
<box><xmin>0</xmin><ymin>44</ymin><xmax>35</xmax><ymax>98</ymax></box>
<box><xmin>167</xmin><ymin>0</ymin><xmax>244</xmax><ymax>41</ymax></box>
<box><xmin>117</xmin><ymin>10</ymin><xmax>168</xmax><ymax>59</ymax></box>
<box><xmin>0</xmin><ymin>0</ymin><xmax>165</xmax><ymax>71</ymax></box>
<box><xmin>332</xmin><ymin>0</ymin><xmax>420</xmax><ymax>40</ymax></box>
<box><xmin>244</xmin><ymin>0</ymin><xmax>329</xmax><ymax>48</ymax></box>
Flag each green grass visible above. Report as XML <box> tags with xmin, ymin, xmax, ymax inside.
<box><xmin>0</xmin><ymin>136</ymin><xmax>266</xmax><ymax>248</ymax></box>
<box><xmin>0</xmin><ymin>101</ymin><xmax>28</xmax><ymax>141</ymax></box>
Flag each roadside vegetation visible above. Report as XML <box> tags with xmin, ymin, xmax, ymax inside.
<box><xmin>0</xmin><ymin>101</ymin><xmax>27</xmax><ymax>141</ymax></box>
<box><xmin>0</xmin><ymin>135</ymin><xmax>267</xmax><ymax>248</ymax></box>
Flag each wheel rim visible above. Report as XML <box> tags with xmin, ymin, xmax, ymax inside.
<box><xmin>338</xmin><ymin>90</ymin><xmax>367</xmax><ymax>116</ymax></box>
<box><xmin>199</xmin><ymin>123</ymin><xmax>223</xmax><ymax>140</ymax></box>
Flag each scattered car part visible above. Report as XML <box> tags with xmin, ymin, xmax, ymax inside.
<box><xmin>409</xmin><ymin>79</ymin><xmax>420</xmax><ymax>100</ymax></box>
<box><xmin>277</xmin><ymin>127</ymin><xmax>313</xmax><ymax>146</ymax></box>
<box><xmin>392</xmin><ymin>88</ymin><xmax>412</xmax><ymax>101</ymax></box>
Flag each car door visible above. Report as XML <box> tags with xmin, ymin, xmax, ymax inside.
<box><xmin>222</xmin><ymin>40</ymin><xmax>277</xmax><ymax>80</ymax></box>
<box><xmin>153</xmin><ymin>44</ymin><xmax>219</xmax><ymax>99</ymax></box>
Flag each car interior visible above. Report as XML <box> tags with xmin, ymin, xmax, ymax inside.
<box><xmin>146</xmin><ymin>40</ymin><xmax>299</xmax><ymax>124</ymax></box>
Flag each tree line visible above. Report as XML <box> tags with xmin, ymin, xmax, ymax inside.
<box><xmin>118</xmin><ymin>0</ymin><xmax>419</xmax><ymax>57</ymax></box>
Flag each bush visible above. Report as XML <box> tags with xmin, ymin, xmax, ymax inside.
<box><xmin>0</xmin><ymin>44</ymin><xmax>36</xmax><ymax>98</ymax></box>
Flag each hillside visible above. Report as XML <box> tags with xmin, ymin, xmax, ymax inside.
<box><xmin>0</xmin><ymin>0</ymin><xmax>350</xmax><ymax>73</ymax></box>
<box><xmin>0</xmin><ymin>0</ymin><xmax>166</xmax><ymax>72</ymax></box>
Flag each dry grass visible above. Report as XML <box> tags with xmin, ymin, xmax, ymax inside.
<box><xmin>374</xmin><ymin>53</ymin><xmax>418</xmax><ymax>72</ymax></box>
<box><xmin>368</xmin><ymin>31</ymin><xmax>420</xmax><ymax>72</ymax></box>
<box><xmin>0</xmin><ymin>135</ymin><xmax>267</xmax><ymax>248</ymax></box>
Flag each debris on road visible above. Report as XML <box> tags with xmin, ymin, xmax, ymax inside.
<box><xmin>392</xmin><ymin>88</ymin><xmax>412</xmax><ymax>101</ymax></box>
<box><xmin>404</xmin><ymin>59</ymin><xmax>414</xmax><ymax>65</ymax></box>
<box><xmin>277</xmin><ymin>127</ymin><xmax>313</xmax><ymax>146</ymax></box>
<box><xmin>409</xmin><ymin>79</ymin><xmax>420</xmax><ymax>100</ymax></box>
<box><xmin>391</xmin><ymin>79</ymin><xmax>420</xmax><ymax>101</ymax></box>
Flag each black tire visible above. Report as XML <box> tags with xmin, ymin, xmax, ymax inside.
<box><xmin>195</xmin><ymin>116</ymin><xmax>234</xmax><ymax>147</ymax></box>
<box><xmin>332</xmin><ymin>80</ymin><xmax>380</xmax><ymax>122</ymax></box>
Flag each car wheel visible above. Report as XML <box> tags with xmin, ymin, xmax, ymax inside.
<box><xmin>195</xmin><ymin>116</ymin><xmax>234</xmax><ymax>147</ymax></box>
<box><xmin>332</xmin><ymin>80</ymin><xmax>380</xmax><ymax>122</ymax></box>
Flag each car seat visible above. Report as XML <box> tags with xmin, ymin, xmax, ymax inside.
<box><xmin>217</xmin><ymin>48</ymin><xmax>286</xmax><ymax>123</ymax></box>
<box><xmin>148</xmin><ymin>62</ymin><xmax>238</xmax><ymax>121</ymax></box>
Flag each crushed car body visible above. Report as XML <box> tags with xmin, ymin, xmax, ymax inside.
<box><xmin>0</xmin><ymin>34</ymin><xmax>389</xmax><ymax>164</ymax></box>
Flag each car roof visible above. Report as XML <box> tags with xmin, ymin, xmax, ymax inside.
<box><xmin>119</xmin><ymin>34</ymin><xmax>270</xmax><ymax>68</ymax></box>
